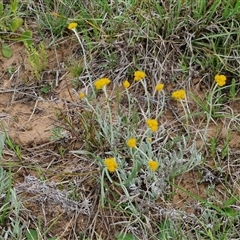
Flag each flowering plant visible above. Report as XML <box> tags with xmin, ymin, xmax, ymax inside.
<box><xmin>68</xmin><ymin>22</ymin><xmax>78</xmax><ymax>30</ymax></box>
<box><xmin>127</xmin><ymin>138</ymin><xmax>137</xmax><ymax>148</ymax></box>
<box><xmin>155</xmin><ymin>83</ymin><xmax>164</xmax><ymax>92</ymax></box>
<box><xmin>104</xmin><ymin>158</ymin><xmax>118</xmax><ymax>172</ymax></box>
<box><xmin>72</xmin><ymin>64</ymin><xmax>203</xmax><ymax>208</ymax></box>
<box><xmin>215</xmin><ymin>74</ymin><xmax>227</xmax><ymax>87</ymax></box>
<box><xmin>123</xmin><ymin>80</ymin><xmax>130</xmax><ymax>88</ymax></box>
<box><xmin>134</xmin><ymin>70</ymin><xmax>146</xmax><ymax>81</ymax></box>
<box><xmin>146</xmin><ymin>119</ymin><xmax>158</xmax><ymax>132</ymax></box>
<box><xmin>172</xmin><ymin>89</ymin><xmax>186</xmax><ymax>101</ymax></box>
<box><xmin>94</xmin><ymin>78</ymin><xmax>111</xmax><ymax>90</ymax></box>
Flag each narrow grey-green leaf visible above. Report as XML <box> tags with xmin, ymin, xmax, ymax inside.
<box><xmin>0</xmin><ymin>132</ymin><xmax>5</xmax><ymax>158</ymax></box>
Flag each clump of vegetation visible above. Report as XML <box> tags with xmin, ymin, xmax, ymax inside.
<box><xmin>1</xmin><ymin>0</ymin><xmax>240</xmax><ymax>239</ymax></box>
<box><xmin>0</xmin><ymin>0</ymin><xmax>32</xmax><ymax>58</ymax></box>
<box><xmin>25</xmin><ymin>41</ymin><xmax>48</xmax><ymax>81</ymax></box>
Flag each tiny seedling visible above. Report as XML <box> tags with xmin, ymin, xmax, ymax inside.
<box><xmin>40</xmin><ymin>84</ymin><xmax>52</xmax><ymax>94</ymax></box>
<box><xmin>5</xmin><ymin>136</ymin><xmax>22</xmax><ymax>161</ymax></box>
<box><xmin>25</xmin><ymin>42</ymin><xmax>48</xmax><ymax>80</ymax></box>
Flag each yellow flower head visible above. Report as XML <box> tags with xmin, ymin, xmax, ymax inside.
<box><xmin>104</xmin><ymin>158</ymin><xmax>118</xmax><ymax>172</ymax></box>
<box><xmin>79</xmin><ymin>92</ymin><xmax>85</xmax><ymax>99</ymax></box>
<box><xmin>123</xmin><ymin>80</ymin><xmax>130</xmax><ymax>89</ymax></box>
<box><xmin>148</xmin><ymin>160</ymin><xmax>159</xmax><ymax>171</ymax></box>
<box><xmin>146</xmin><ymin>119</ymin><xmax>158</xmax><ymax>132</ymax></box>
<box><xmin>215</xmin><ymin>74</ymin><xmax>227</xmax><ymax>87</ymax></box>
<box><xmin>127</xmin><ymin>138</ymin><xmax>136</xmax><ymax>148</ymax></box>
<box><xmin>147</xmin><ymin>137</ymin><xmax>152</xmax><ymax>142</ymax></box>
<box><xmin>68</xmin><ymin>22</ymin><xmax>78</xmax><ymax>30</ymax></box>
<box><xmin>134</xmin><ymin>70</ymin><xmax>146</xmax><ymax>81</ymax></box>
<box><xmin>155</xmin><ymin>83</ymin><xmax>164</xmax><ymax>92</ymax></box>
<box><xmin>172</xmin><ymin>89</ymin><xmax>186</xmax><ymax>101</ymax></box>
<box><xmin>94</xmin><ymin>78</ymin><xmax>111</xmax><ymax>90</ymax></box>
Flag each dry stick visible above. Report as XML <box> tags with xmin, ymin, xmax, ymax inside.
<box><xmin>28</xmin><ymin>99</ymin><xmax>39</xmax><ymax>122</ymax></box>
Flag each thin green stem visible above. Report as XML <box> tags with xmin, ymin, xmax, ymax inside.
<box><xmin>72</xmin><ymin>28</ymin><xmax>92</xmax><ymax>84</ymax></box>
<box><xmin>103</xmin><ymin>87</ymin><xmax>114</xmax><ymax>145</ymax></box>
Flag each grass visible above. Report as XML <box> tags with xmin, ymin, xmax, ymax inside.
<box><xmin>0</xmin><ymin>165</ymin><xmax>25</xmax><ymax>239</ymax></box>
<box><xmin>0</xmin><ymin>0</ymin><xmax>240</xmax><ymax>239</ymax></box>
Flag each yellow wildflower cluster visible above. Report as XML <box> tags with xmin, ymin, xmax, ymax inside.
<box><xmin>123</xmin><ymin>80</ymin><xmax>130</xmax><ymax>88</ymax></box>
<box><xmin>127</xmin><ymin>138</ymin><xmax>137</xmax><ymax>148</ymax></box>
<box><xmin>94</xmin><ymin>78</ymin><xmax>111</xmax><ymax>90</ymax></box>
<box><xmin>68</xmin><ymin>22</ymin><xmax>78</xmax><ymax>30</ymax></box>
<box><xmin>79</xmin><ymin>92</ymin><xmax>85</xmax><ymax>99</ymax></box>
<box><xmin>148</xmin><ymin>160</ymin><xmax>159</xmax><ymax>171</ymax></box>
<box><xmin>155</xmin><ymin>83</ymin><xmax>164</xmax><ymax>92</ymax></box>
<box><xmin>147</xmin><ymin>137</ymin><xmax>152</xmax><ymax>142</ymax></box>
<box><xmin>215</xmin><ymin>74</ymin><xmax>227</xmax><ymax>87</ymax></box>
<box><xmin>171</xmin><ymin>89</ymin><xmax>186</xmax><ymax>101</ymax></box>
<box><xmin>134</xmin><ymin>70</ymin><xmax>146</xmax><ymax>81</ymax></box>
<box><xmin>146</xmin><ymin>119</ymin><xmax>158</xmax><ymax>132</ymax></box>
<box><xmin>104</xmin><ymin>158</ymin><xmax>118</xmax><ymax>172</ymax></box>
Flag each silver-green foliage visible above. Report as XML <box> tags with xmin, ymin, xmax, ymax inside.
<box><xmin>0</xmin><ymin>132</ymin><xmax>5</xmax><ymax>159</ymax></box>
<box><xmin>0</xmin><ymin>153</ymin><xmax>25</xmax><ymax>239</ymax></box>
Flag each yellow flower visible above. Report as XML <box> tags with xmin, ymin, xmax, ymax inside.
<box><xmin>94</xmin><ymin>78</ymin><xmax>111</xmax><ymax>90</ymax></box>
<box><xmin>123</xmin><ymin>80</ymin><xmax>130</xmax><ymax>88</ymax></box>
<box><xmin>104</xmin><ymin>158</ymin><xmax>118</xmax><ymax>172</ymax></box>
<box><xmin>68</xmin><ymin>22</ymin><xmax>78</xmax><ymax>30</ymax></box>
<box><xmin>127</xmin><ymin>138</ymin><xmax>136</xmax><ymax>148</ymax></box>
<box><xmin>79</xmin><ymin>92</ymin><xmax>85</xmax><ymax>99</ymax></box>
<box><xmin>146</xmin><ymin>119</ymin><xmax>158</xmax><ymax>132</ymax></box>
<box><xmin>134</xmin><ymin>70</ymin><xmax>146</xmax><ymax>81</ymax></box>
<box><xmin>147</xmin><ymin>138</ymin><xmax>152</xmax><ymax>142</ymax></box>
<box><xmin>171</xmin><ymin>89</ymin><xmax>186</xmax><ymax>101</ymax></box>
<box><xmin>155</xmin><ymin>83</ymin><xmax>164</xmax><ymax>92</ymax></box>
<box><xmin>215</xmin><ymin>74</ymin><xmax>227</xmax><ymax>87</ymax></box>
<box><xmin>148</xmin><ymin>160</ymin><xmax>159</xmax><ymax>171</ymax></box>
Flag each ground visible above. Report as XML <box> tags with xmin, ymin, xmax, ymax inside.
<box><xmin>1</xmin><ymin>2</ymin><xmax>240</xmax><ymax>239</ymax></box>
<box><xmin>1</xmin><ymin>41</ymin><xmax>240</xmax><ymax>239</ymax></box>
